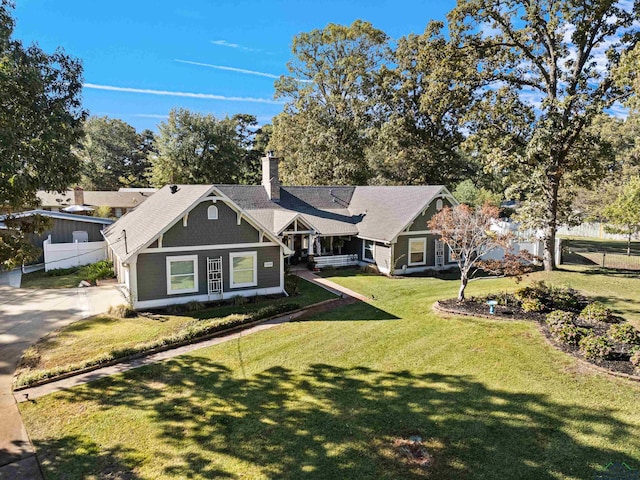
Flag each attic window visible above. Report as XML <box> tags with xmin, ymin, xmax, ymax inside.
<box><xmin>207</xmin><ymin>205</ymin><xmax>219</xmax><ymax>220</ymax></box>
<box><xmin>436</xmin><ymin>199</ymin><xmax>443</xmax><ymax>211</ymax></box>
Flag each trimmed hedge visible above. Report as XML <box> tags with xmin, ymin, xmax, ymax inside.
<box><xmin>16</xmin><ymin>302</ymin><xmax>301</xmax><ymax>388</ymax></box>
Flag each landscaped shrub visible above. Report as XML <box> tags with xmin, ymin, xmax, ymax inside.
<box><xmin>232</xmin><ymin>295</ymin><xmax>248</xmax><ymax>306</ymax></box>
<box><xmin>284</xmin><ymin>274</ymin><xmax>300</xmax><ymax>296</ymax></box>
<box><xmin>579</xmin><ymin>302</ymin><xmax>613</xmax><ymax>324</ymax></box>
<box><xmin>184</xmin><ymin>301</ymin><xmax>205</xmax><ymax>312</ymax></box>
<box><xmin>608</xmin><ymin>323</ymin><xmax>640</xmax><ymax>345</ymax></box>
<box><xmin>578</xmin><ymin>334</ymin><xmax>613</xmax><ymax>361</ymax></box>
<box><xmin>549</xmin><ymin>323</ymin><xmax>587</xmax><ymax>346</ymax></box>
<box><xmin>547</xmin><ymin>286</ymin><xmax>581</xmax><ymax>312</ymax></box>
<box><xmin>521</xmin><ymin>298</ymin><xmax>545</xmax><ymax>312</ymax></box>
<box><xmin>16</xmin><ymin>301</ymin><xmax>303</xmax><ymax>388</ymax></box>
<box><xmin>514</xmin><ymin>281</ymin><xmax>548</xmax><ymax>302</ymax></box>
<box><xmin>108</xmin><ymin>304</ymin><xmax>137</xmax><ymax>318</ymax></box>
<box><xmin>81</xmin><ymin>260</ymin><xmax>114</xmax><ymax>283</ymax></box>
<box><xmin>46</xmin><ymin>266</ymin><xmax>80</xmax><ymax>277</ymax></box>
<box><xmin>630</xmin><ymin>348</ymin><xmax>640</xmax><ymax>367</ymax></box>
<box><xmin>545</xmin><ymin>310</ymin><xmax>575</xmax><ymax>327</ymax></box>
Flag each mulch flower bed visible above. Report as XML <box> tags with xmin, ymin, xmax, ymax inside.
<box><xmin>436</xmin><ymin>282</ymin><xmax>640</xmax><ymax>380</ymax></box>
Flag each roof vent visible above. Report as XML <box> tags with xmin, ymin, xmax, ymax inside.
<box><xmin>170</xmin><ymin>185</ymin><xmax>180</xmax><ymax>194</ymax></box>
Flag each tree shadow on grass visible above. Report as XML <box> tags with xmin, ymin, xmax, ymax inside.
<box><xmin>37</xmin><ymin>360</ymin><xmax>640</xmax><ymax>480</ymax></box>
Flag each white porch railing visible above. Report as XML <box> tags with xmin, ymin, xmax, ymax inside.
<box><xmin>313</xmin><ymin>254</ymin><xmax>359</xmax><ymax>268</ymax></box>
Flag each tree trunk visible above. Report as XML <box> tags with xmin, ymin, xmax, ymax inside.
<box><xmin>458</xmin><ymin>274</ymin><xmax>468</xmax><ymax>302</ymax></box>
<box><xmin>628</xmin><ymin>234</ymin><xmax>631</xmax><ymax>256</ymax></box>
<box><xmin>542</xmin><ymin>172</ymin><xmax>560</xmax><ymax>271</ymax></box>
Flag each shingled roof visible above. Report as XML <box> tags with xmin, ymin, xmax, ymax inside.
<box><xmin>103</xmin><ymin>185</ymin><xmax>213</xmax><ymax>262</ymax></box>
<box><xmin>37</xmin><ymin>190</ymin><xmax>153</xmax><ymax>209</ymax></box>
<box><xmin>104</xmin><ymin>183</ymin><xmax>454</xmax><ymax>262</ymax></box>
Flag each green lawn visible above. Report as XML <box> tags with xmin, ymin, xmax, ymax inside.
<box><xmin>15</xmin><ymin>278</ymin><xmax>335</xmax><ymax>387</ymax></box>
<box><xmin>20</xmin><ymin>267</ymin><xmax>640</xmax><ymax>479</ymax></box>
<box><xmin>20</xmin><ymin>268</ymin><xmax>87</xmax><ymax>289</ymax></box>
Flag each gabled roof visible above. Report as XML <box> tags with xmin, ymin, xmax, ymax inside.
<box><xmin>0</xmin><ymin>209</ymin><xmax>113</xmax><ymax>227</ymax></box>
<box><xmin>104</xmin><ymin>185</ymin><xmax>214</xmax><ymax>262</ymax></box>
<box><xmin>37</xmin><ymin>190</ymin><xmax>154</xmax><ymax>209</ymax></box>
<box><xmin>348</xmin><ymin>186</ymin><xmax>449</xmax><ymax>242</ymax></box>
<box><xmin>104</xmin><ymin>185</ymin><xmax>291</xmax><ymax>263</ymax></box>
<box><xmin>217</xmin><ymin>185</ymin><xmax>359</xmax><ymax>236</ymax></box>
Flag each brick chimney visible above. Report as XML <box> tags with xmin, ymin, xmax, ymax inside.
<box><xmin>262</xmin><ymin>151</ymin><xmax>280</xmax><ymax>201</ymax></box>
<box><xmin>73</xmin><ymin>186</ymin><xmax>84</xmax><ymax>205</ymax></box>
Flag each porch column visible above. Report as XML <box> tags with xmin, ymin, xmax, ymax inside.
<box><xmin>308</xmin><ymin>234</ymin><xmax>313</xmax><ymax>256</ymax></box>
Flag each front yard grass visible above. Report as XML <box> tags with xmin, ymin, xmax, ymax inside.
<box><xmin>20</xmin><ymin>266</ymin><xmax>640</xmax><ymax>479</ymax></box>
<box><xmin>15</xmin><ymin>277</ymin><xmax>335</xmax><ymax>387</ymax></box>
<box><xmin>20</xmin><ymin>268</ymin><xmax>87</xmax><ymax>289</ymax></box>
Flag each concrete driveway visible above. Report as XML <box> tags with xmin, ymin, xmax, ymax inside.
<box><xmin>0</xmin><ymin>285</ymin><xmax>126</xmax><ymax>479</ymax></box>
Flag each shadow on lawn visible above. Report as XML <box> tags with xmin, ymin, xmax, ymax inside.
<box><xmin>38</xmin><ymin>360</ymin><xmax>639</xmax><ymax>480</ymax></box>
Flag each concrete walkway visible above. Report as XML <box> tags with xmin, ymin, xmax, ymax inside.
<box><xmin>294</xmin><ymin>269</ymin><xmax>371</xmax><ymax>302</ymax></box>
<box><xmin>0</xmin><ymin>285</ymin><xmax>125</xmax><ymax>479</ymax></box>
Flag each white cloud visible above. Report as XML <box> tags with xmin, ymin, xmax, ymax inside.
<box><xmin>211</xmin><ymin>39</ymin><xmax>263</xmax><ymax>53</ymax></box>
<box><xmin>175</xmin><ymin>59</ymin><xmax>280</xmax><ymax>79</ymax></box>
<box><xmin>83</xmin><ymin>83</ymin><xmax>283</xmax><ymax>104</ymax></box>
<box><xmin>132</xmin><ymin>113</ymin><xmax>169</xmax><ymax>119</ymax></box>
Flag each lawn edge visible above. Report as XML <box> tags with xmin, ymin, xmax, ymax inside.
<box><xmin>13</xmin><ymin>297</ymin><xmax>340</xmax><ymax>391</ymax></box>
<box><xmin>433</xmin><ymin>300</ymin><xmax>640</xmax><ymax>383</ymax></box>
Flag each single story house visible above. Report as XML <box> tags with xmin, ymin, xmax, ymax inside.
<box><xmin>37</xmin><ymin>187</ymin><xmax>155</xmax><ymax>218</ymax></box>
<box><xmin>0</xmin><ymin>210</ymin><xmax>113</xmax><ymax>269</ymax></box>
<box><xmin>104</xmin><ymin>155</ymin><xmax>458</xmax><ymax>309</ymax></box>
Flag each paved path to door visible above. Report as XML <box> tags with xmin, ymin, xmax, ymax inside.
<box><xmin>0</xmin><ymin>285</ymin><xmax>125</xmax><ymax>479</ymax></box>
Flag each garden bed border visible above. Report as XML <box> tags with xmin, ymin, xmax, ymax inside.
<box><xmin>433</xmin><ymin>300</ymin><xmax>640</xmax><ymax>383</ymax></box>
<box><xmin>14</xmin><ymin>297</ymin><xmax>340</xmax><ymax>391</ymax></box>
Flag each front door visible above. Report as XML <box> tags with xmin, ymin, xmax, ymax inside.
<box><xmin>207</xmin><ymin>256</ymin><xmax>223</xmax><ymax>296</ymax></box>
<box><xmin>435</xmin><ymin>240</ymin><xmax>445</xmax><ymax>267</ymax></box>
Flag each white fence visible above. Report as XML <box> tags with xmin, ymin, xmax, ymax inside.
<box><xmin>314</xmin><ymin>254</ymin><xmax>359</xmax><ymax>268</ymax></box>
<box><xmin>557</xmin><ymin>222</ymin><xmax>637</xmax><ymax>241</ymax></box>
<box><xmin>44</xmin><ymin>236</ymin><xmax>107</xmax><ymax>271</ymax></box>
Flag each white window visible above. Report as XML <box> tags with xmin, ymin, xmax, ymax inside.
<box><xmin>436</xmin><ymin>199</ymin><xmax>443</xmax><ymax>211</ymax></box>
<box><xmin>229</xmin><ymin>251</ymin><xmax>257</xmax><ymax>288</ymax></box>
<box><xmin>207</xmin><ymin>205</ymin><xmax>218</xmax><ymax>220</ymax></box>
<box><xmin>166</xmin><ymin>255</ymin><xmax>199</xmax><ymax>295</ymax></box>
<box><xmin>408</xmin><ymin>238</ymin><xmax>427</xmax><ymax>266</ymax></box>
<box><xmin>114</xmin><ymin>207</ymin><xmax>123</xmax><ymax>217</ymax></box>
<box><xmin>363</xmin><ymin>240</ymin><xmax>375</xmax><ymax>262</ymax></box>
<box><xmin>72</xmin><ymin>230</ymin><xmax>88</xmax><ymax>243</ymax></box>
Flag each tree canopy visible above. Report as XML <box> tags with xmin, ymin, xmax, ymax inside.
<box><xmin>150</xmin><ymin>109</ymin><xmax>260</xmax><ymax>186</ymax></box>
<box><xmin>450</xmin><ymin>0</ymin><xmax>639</xmax><ymax>270</ymax></box>
<box><xmin>0</xmin><ymin>0</ymin><xmax>85</xmax><ymax>267</ymax></box>
<box><xmin>270</xmin><ymin>20</ymin><xmax>388</xmax><ymax>185</ymax></box>
<box><xmin>78</xmin><ymin>116</ymin><xmax>154</xmax><ymax>190</ymax></box>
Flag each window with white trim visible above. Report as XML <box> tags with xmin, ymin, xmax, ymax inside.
<box><xmin>363</xmin><ymin>240</ymin><xmax>375</xmax><ymax>262</ymax></box>
<box><xmin>229</xmin><ymin>251</ymin><xmax>257</xmax><ymax>288</ymax></box>
<box><xmin>408</xmin><ymin>238</ymin><xmax>427</xmax><ymax>266</ymax></box>
<box><xmin>436</xmin><ymin>199</ymin><xmax>443</xmax><ymax>210</ymax></box>
<box><xmin>166</xmin><ymin>255</ymin><xmax>199</xmax><ymax>295</ymax></box>
<box><xmin>207</xmin><ymin>205</ymin><xmax>218</xmax><ymax>220</ymax></box>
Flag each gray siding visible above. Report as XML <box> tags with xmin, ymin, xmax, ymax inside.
<box><xmin>27</xmin><ymin>218</ymin><xmax>108</xmax><ymax>263</ymax></box>
<box><xmin>393</xmin><ymin>234</ymin><xmax>438</xmax><ymax>269</ymax></box>
<box><xmin>136</xmin><ymin>246</ymin><xmax>281</xmax><ymax>302</ymax></box>
<box><xmin>408</xmin><ymin>197</ymin><xmax>454</xmax><ymax>232</ymax></box>
<box><xmin>163</xmin><ymin>201</ymin><xmax>260</xmax><ymax>247</ymax></box>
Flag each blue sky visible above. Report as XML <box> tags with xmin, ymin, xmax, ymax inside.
<box><xmin>13</xmin><ymin>0</ymin><xmax>457</xmax><ymax>132</ymax></box>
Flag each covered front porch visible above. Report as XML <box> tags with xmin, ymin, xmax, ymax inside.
<box><xmin>283</xmin><ymin>233</ymin><xmax>360</xmax><ymax>268</ymax></box>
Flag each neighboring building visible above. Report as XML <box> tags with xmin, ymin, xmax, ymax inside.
<box><xmin>104</xmin><ymin>155</ymin><xmax>458</xmax><ymax>310</ymax></box>
<box><xmin>36</xmin><ymin>187</ymin><xmax>155</xmax><ymax>218</ymax></box>
<box><xmin>0</xmin><ymin>210</ymin><xmax>113</xmax><ymax>269</ymax></box>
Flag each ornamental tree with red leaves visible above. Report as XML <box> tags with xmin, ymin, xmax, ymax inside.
<box><xmin>428</xmin><ymin>204</ymin><xmax>511</xmax><ymax>301</ymax></box>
